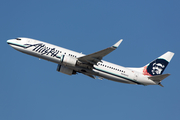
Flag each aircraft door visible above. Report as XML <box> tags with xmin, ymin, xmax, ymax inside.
<box><xmin>27</xmin><ymin>39</ymin><xmax>32</xmax><ymax>43</ymax></box>
<box><xmin>134</xmin><ymin>72</ymin><xmax>138</xmax><ymax>81</ymax></box>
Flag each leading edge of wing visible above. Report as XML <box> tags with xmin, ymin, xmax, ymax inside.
<box><xmin>78</xmin><ymin>39</ymin><xmax>123</xmax><ymax>65</ymax></box>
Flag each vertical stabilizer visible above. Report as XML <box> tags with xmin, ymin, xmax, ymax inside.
<box><xmin>143</xmin><ymin>51</ymin><xmax>174</xmax><ymax>76</ymax></box>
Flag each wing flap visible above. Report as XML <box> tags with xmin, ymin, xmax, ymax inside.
<box><xmin>82</xmin><ymin>73</ymin><xmax>96</xmax><ymax>79</ymax></box>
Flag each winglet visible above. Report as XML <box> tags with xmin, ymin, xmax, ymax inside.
<box><xmin>113</xmin><ymin>39</ymin><xmax>123</xmax><ymax>48</ymax></box>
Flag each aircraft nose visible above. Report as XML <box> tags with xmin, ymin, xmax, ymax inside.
<box><xmin>7</xmin><ymin>39</ymin><xmax>14</xmax><ymax>44</ymax></box>
<box><xmin>7</xmin><ymin>39</ymin><xmax>17</xmax><ymax>48</ymax></box>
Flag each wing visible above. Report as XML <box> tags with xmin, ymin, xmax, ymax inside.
<box><xmin>78</xmin><ymin>39</ymin><xmax>123</xmax><ymax>65</ymax></box>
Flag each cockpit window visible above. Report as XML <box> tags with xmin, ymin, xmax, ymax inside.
<box><xmin>16</xmin><ymin>38</ymin><xmax>21</xmax><ymax>40</ymax></box>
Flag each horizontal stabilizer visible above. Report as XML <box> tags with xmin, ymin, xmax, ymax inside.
<box><xmin>148</xmin><ymin>74</ymin><xmax>170</xmax><ymax>82</ymax></box>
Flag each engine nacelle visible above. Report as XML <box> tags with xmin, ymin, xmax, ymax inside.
<box><xmin>60</xmin><ymin>55</ymin><xmax>77</xmax><ymax>67</ymax></box>
<box><xmin>57</xmin><ymin>64</ymin><xmax>76</xmax><ymax>75</ymax></box>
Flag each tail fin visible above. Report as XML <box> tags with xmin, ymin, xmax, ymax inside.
<box><xmin>143</xmin><ymin>51</ymin><xmax>174</xmax><ymax>76</ymax></box>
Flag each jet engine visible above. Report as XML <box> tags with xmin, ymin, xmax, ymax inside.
<box><xmin>60</xmin><ymin>55</ymin><xmax>77</xmax><ymax>67</ymax></box>
<box><xmin>57</xmin><ymin>64</ymin><xmax>76</xmax><ymax>75</ymax></box>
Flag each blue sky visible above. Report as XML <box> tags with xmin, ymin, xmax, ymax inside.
<box><xmin>1</xmin><ymin>0</ymin><xmax>180</xmax><ymax>120</ymax></box>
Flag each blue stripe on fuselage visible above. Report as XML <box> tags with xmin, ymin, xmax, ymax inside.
<box><xmin>94</xmin><ymin>67</ymin><xmax>144</xmax><ymax>85</ymax></box>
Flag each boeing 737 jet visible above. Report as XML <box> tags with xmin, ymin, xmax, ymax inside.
<box><xmin>7</xmin><ymin>38</ymin><xmax>174</xmax><ymax>86</ymax></box>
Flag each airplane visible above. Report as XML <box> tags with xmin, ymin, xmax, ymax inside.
<box><xmin>7</xmin><ymin>37</ymin><xmax>174</xmax><ymax>87</ymax></box>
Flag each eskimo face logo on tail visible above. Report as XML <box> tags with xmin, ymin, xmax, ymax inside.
<box><xmin>151</xmin><ymin>62</ymin><xmax>164</xmax><ymax>75</ymax></box>
<box><xmin>146</xmin><ymin>59</ymin><xmax>168</xmax><ymax>76</ymax></box>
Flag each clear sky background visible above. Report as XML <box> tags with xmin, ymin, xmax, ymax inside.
<box><xmin>1</xmin><ymin>0</ymin><xmax>180</xmax><ymax>120</ymax></box>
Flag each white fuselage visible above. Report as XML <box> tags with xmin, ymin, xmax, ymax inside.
<box><xmin>7</xmin><ymin>38</ymin><xmax>157</xmax><ymax>86</ymax></box>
